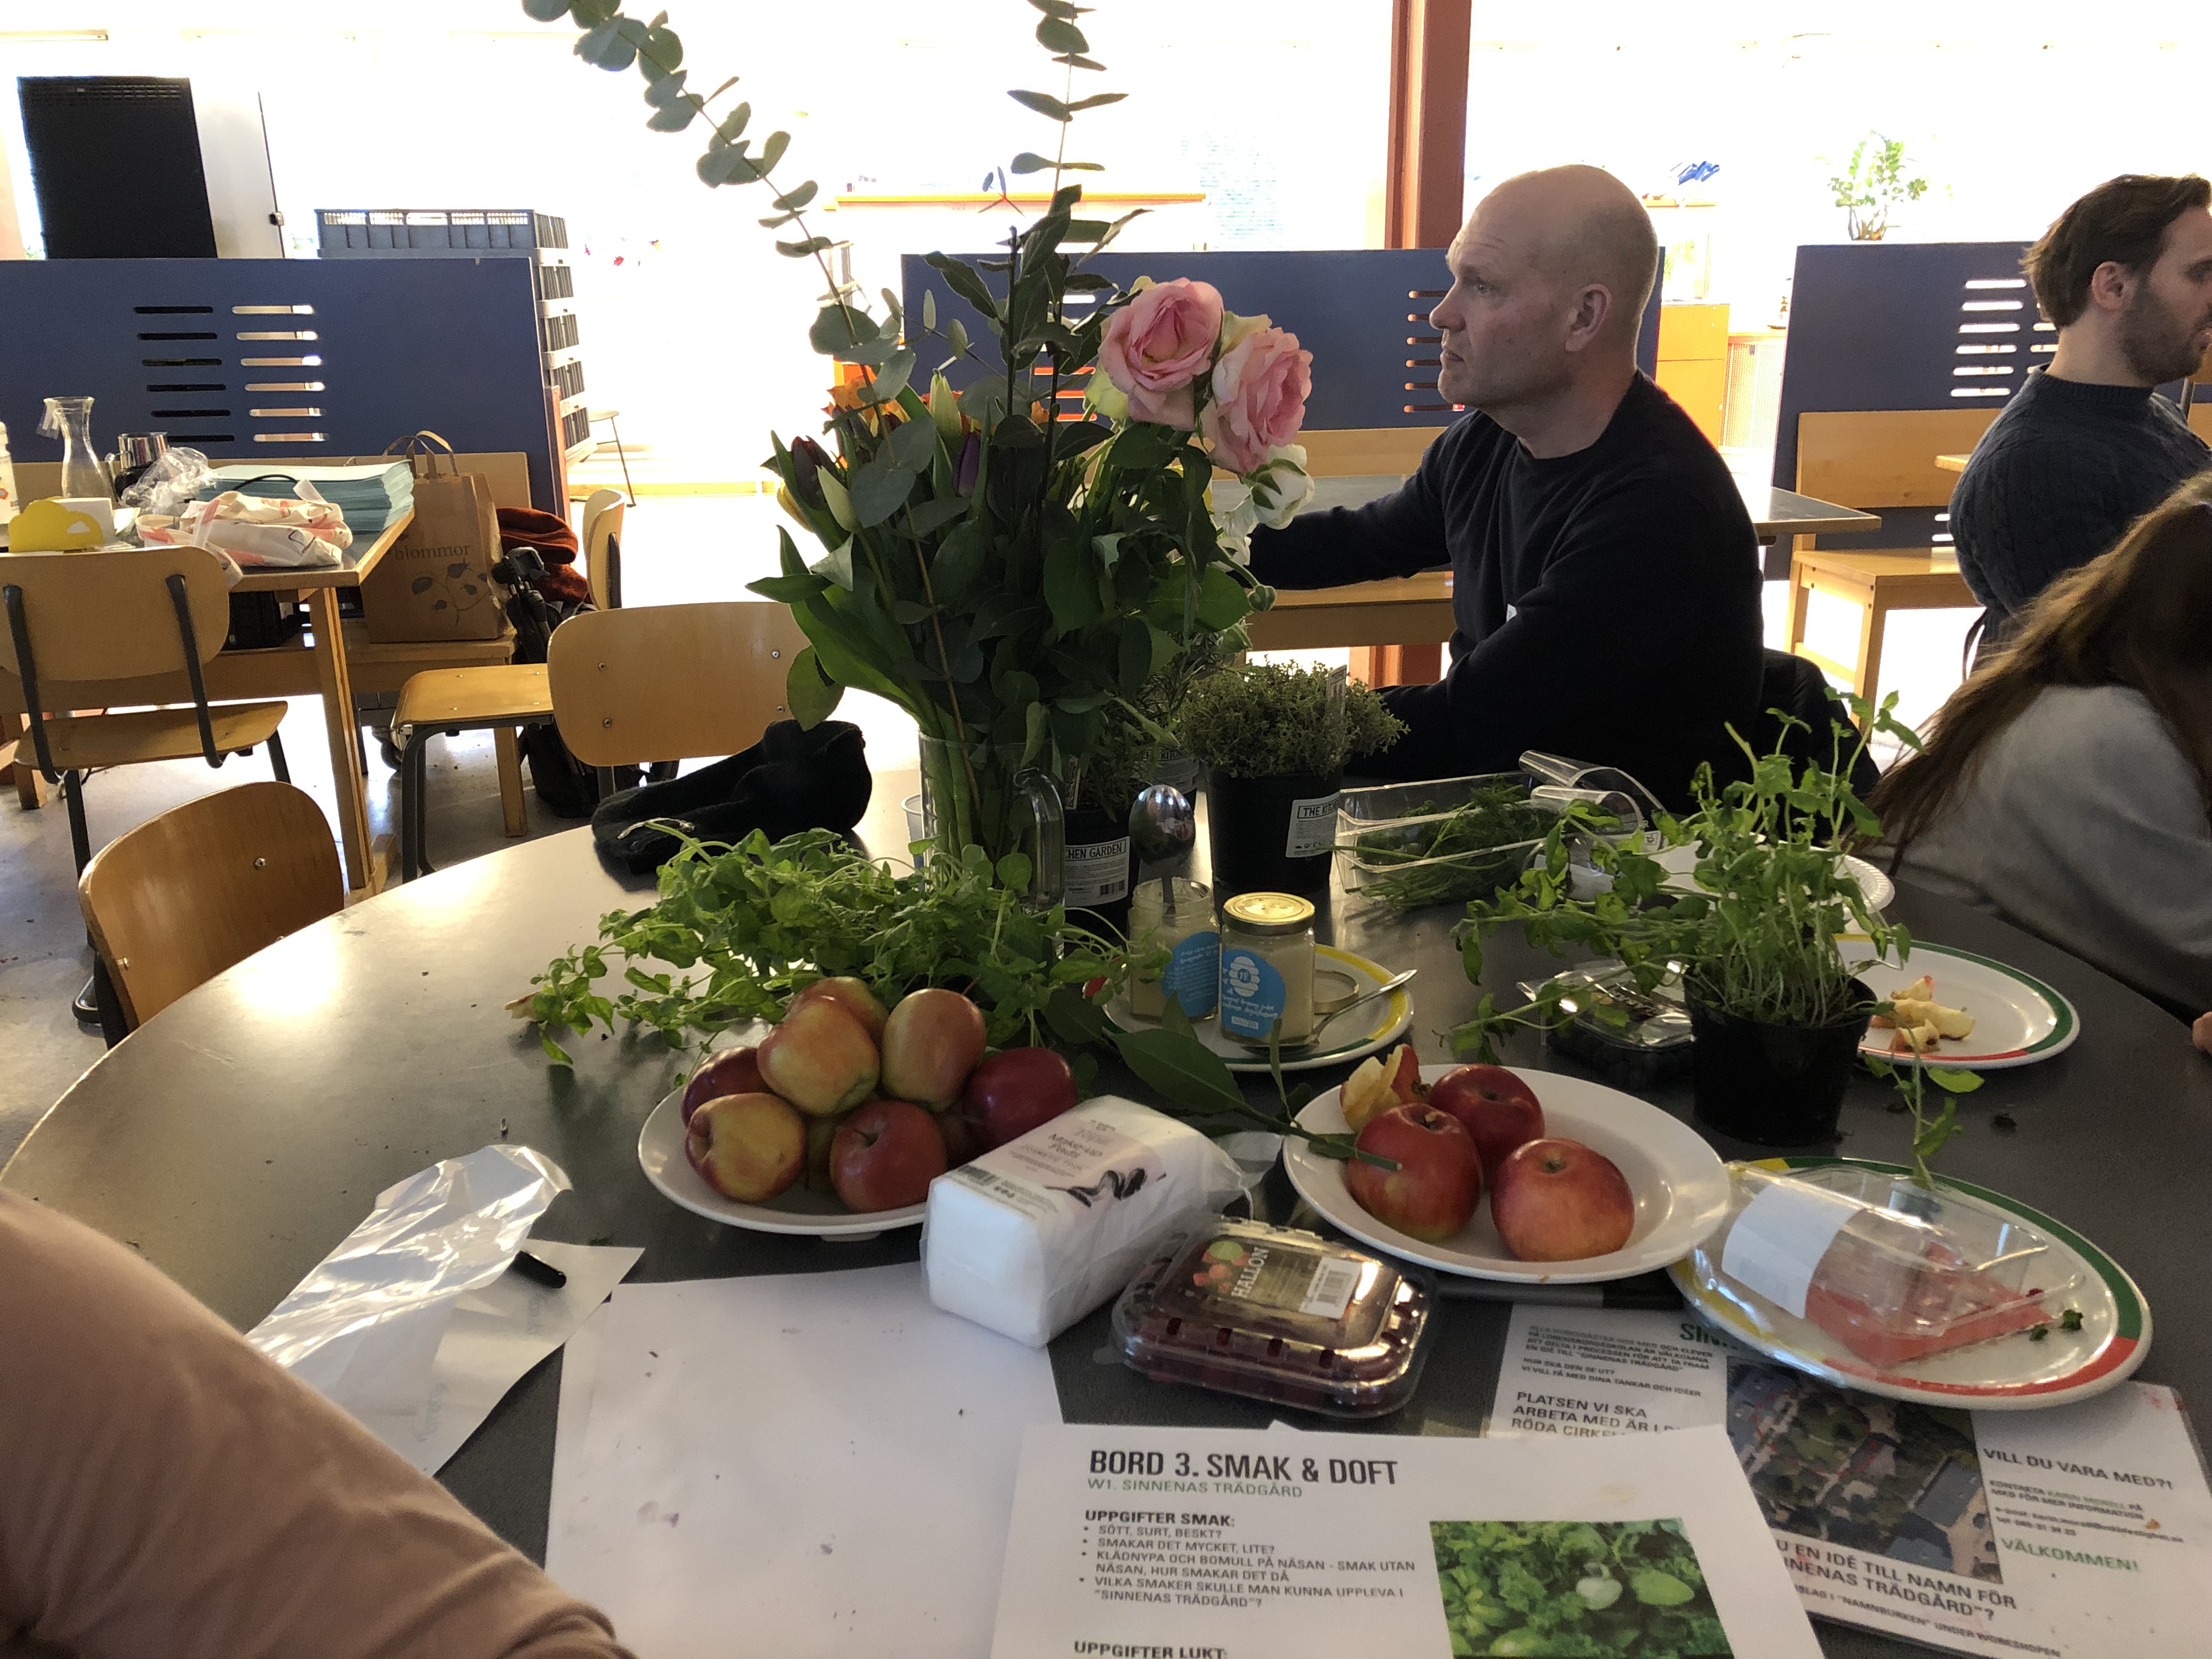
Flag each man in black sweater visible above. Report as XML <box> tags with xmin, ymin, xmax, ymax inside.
<box><xmin>1249</xmin><ymin>165</ymin><xmax>1760</xmax><ymax>811</ymax></box>
<box><xmin>1953</xmin><ymin>174</ymin><xmax>2212</xmax><ymax>659</ymax></box>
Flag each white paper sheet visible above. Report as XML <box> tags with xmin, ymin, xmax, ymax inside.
<box><xmin>546</xmin><ymin>1263</ymin><xmax>1063</xmax><ymax>1659</ymax></box>
<box><xmin>989</xmin><ymin>1420</ymin><xmax>1821</xmax><ymax>1657</ymax></box>
<box><xmin>1490</xmin><ymin>1305</ymin><xmax>2212</xmax><ymax>1658</ymax></box>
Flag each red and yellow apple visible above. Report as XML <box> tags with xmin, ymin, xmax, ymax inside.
<box><xmin>961</xmin><ymin>1047</ymin><xmax>1078</xmax><ymax>1150</ymax></box>
<box><xmin>1427</xmin><ymin>1064</ymin><xmax>1545</xmax><ymax>1183</ymax></box>
<box><xmin>1344</xmin><ymin>1103</ymin><xmax>1480</xmax><ymax>1243</ymax></box>
<box><xmin>1490</xmin><ymin>1137</ymin><xmax>1634</xmax><ymax>1262</ymax></box>
<box><xmin>684</xmin><ymin>1092</ymin><xmax>806</xmax><ymax>1203</ymax></box>
<box><xmin>879</xmin><ymin>987</ymin><xmax>988</xmax><ymax>1109</ymax></box>
<box><xmin>830</xmin><ymin>1099</ymin><xmax>948</xmax><ymax>1212</ymax></box>
<box><xmin>758</xmin><ymin>997</ymin><xmax>880</xmax><ymax>1118</ymax></box>
<box><xmin>804</xmin><ymin>1109</ymin><xmax>848</xmax><ymax>1193</ymax></box>
<box><xmin>787</xmin><ymin>975</ymin><xmax>889</xmax><ymax>1041</ymax></box>
<box><xmin>681</xmin><ymin>1044</ymin><xmax>765</xmax><ymax>1125</ymax></box>
<box><xmin>1338</xmin><ymin>1043</ymin><xmax>1426</xmax><ymax>1133</ymax></box>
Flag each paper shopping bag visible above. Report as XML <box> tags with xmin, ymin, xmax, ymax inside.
<box><xmin>359</xmin><ymin>431</ymin><xmax>506</xmax><ymax>642</ymax></box>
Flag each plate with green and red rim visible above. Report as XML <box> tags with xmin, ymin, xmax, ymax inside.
<box><xmin>1839</xmin><ymin>936</ymin><xmax>2080</xmax><ymax>1070</ymax></box>
<box><xmin>1669</xmin><ymin>1155</ymin><xmax>2148</xmax><ymax>1410</ymax></box>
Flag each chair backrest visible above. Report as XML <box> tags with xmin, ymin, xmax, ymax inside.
<box><xmin>579</xmin><ymin>488</ymin><xmax>625</xmax><ymax>610</ymax></box>
<box><xmin>548</xmin><ymin>601</ymin><xmax>812</xmax><ymax>767</ymax></box>
<box><xmin>0</xmin><ymin>544</ymin><xmax>233</xmax><ymax>684</ymax></box>
<box><xmin>1296</xmin><ymin>427</ymin><xmax>1445</xmax><ymax>479</ymax></box>
<box><xmin>78</xmin><ymin>780</ymin><xmax>343</xmax><ymax>1030</ymax></box>
<box><xmin>1794</xmin><ymin>408</ymin><xmax>2001</xmax><ymax>511</ymax></box>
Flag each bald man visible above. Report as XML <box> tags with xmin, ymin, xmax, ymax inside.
<box><xmin>1250</xmin><ymin>165</ymin><xmax>1761</xmax><ymax>808</ymax></box>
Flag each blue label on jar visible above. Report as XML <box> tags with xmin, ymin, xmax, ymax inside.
<box><xmin>1219</xmin><ymin>946</ymin><xmax>1288</xmax><ymax>1040</ymax></box>
<box><xmin>1160</xmin><ymin>930</ymin><xmax>1220</xmax><ymax>1018</ymax></box>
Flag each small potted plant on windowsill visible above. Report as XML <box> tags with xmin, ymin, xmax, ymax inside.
<box><xmin>1827</xmin><ymin>131</ymin><xmax>1929</xmax><ymax>242</ymax></box>
<box><xmin>1453</xmin><ymin>697</ymin><xmax>1925</xmax><ymax>1146</ymax></box>
<box><xmin>1171</xmin><ymin>662</ymin><xmax>1404</xmax><ymax>898</ymax></box>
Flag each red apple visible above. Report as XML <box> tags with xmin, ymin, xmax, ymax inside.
<box><xmin>831</xmin><ymin>1099</ymin><xmax>948</xmax><ymax>1212</ymax></box>
<box><xmin>1344</xmin><ymin>1103</ymin><xmax>1480</xmax><ymax>1243</ymax></box>
<box><xmin>681</xmin><ymin>1044</ymin><xmax>764</xmax><ymax>1124</ymax></box>
<box><xmin>685</xmin><ymin>1092</ymin><xmax>806</xmax><ymax>1203</ymax></box>
<box><xmin>804</xmin><ymin>1109</ymin><xmax>849</xmax><ymax>1193</ymax></box>
<box><xmin>960</xmin><ymin>1047</ymin><xmax>1078</xmax><ymax>1150</ymax></box>
<box><xmin>933</xmin><ymin>1106</ymin><xmax>985</xmax><ymax>1169</ymax></box>
<box><xmin>1490</xmin><ymin>1137</ymin><xmax>1635</xmax><ymax>1262</ymax></box>
<box><xmin>879</xmin><ymin>988</ymin><xmax>989</xmax><ymax>1109</ymax></box>
<box><xmin>1427</xmin><ymin>1064</ymin><xmax>1545</xmax><ymax>1183</ymax></box>
<box><xmin>787</xmin><ymin>975</ymin><xmax>889</xmax><ymax>1041</ymax></box>
<box><xmin>758</xmin><ymin>997</ymin><xmax>880</xmax><ymax>1118</ymax></box>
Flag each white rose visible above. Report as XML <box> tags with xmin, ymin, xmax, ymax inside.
<box><xmin>1250</xmin><ymin>444</ymin><xmax>1312</xmax><ymax>529</ymax></box>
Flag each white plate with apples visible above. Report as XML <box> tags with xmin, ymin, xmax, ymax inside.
<box><xmin>638</xmin><ymin>1084</ymin><xmax>928</xmax><ymax>1237</ymax></box>
<box><xmin>1284</xmin><ymin>1061</ymin><xmax>1733</xmax><ymax>1284</ymax></box>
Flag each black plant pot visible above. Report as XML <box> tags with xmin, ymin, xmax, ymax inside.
<box><xmin>1205</xmin><ymin>766</ymin><xmax>1340</xmax><ymax>898</ymax></box>
<box><xmin>1063</xmin><ymin>802</ymin><xmax>1138</xmax><ymax>938</ymax></box>
<box><xmin>1687</xmin><ymin>980</ymin><xmax>1874</xmax><ymax>1147</ymax></box>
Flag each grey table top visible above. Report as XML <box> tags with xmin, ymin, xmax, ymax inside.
<box><xmin>7</xmin><ymin>780</ymin><xmax>2205</xmax><ymax>1659</ymax></box>
<box><xmin>1302</xmin><ymin>473</ymin><xmax>1878</xmax><ymax>541</ymax></box>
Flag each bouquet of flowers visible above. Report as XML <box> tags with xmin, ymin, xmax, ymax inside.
<box><xmin>529</xmin><ymin>0</ymin><xmax>1314</xmax><ymax>878</ymax></box>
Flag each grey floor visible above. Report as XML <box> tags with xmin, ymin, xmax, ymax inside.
<box><xmin>0</xmin><ymin>495</ymin><xmax>919</xmax><ymax>1166</ymax></box>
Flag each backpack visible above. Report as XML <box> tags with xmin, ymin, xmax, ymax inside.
<box><xmin>495</xmin><ymin>547</ymin><xmax>639</xmax><ymax>819</ymax></box>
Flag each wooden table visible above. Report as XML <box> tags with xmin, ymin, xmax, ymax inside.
<box><xmin>2</xmin><ymin>510</ymin><xmax>413</xmax><ymax>895</ymax></box>
<box><xmin>1937</xmin><ymin>453</ymin><xmax>1971</xmax><ymax>473</ymax></box>
<box><xmin>6</xmin><ymin>782</ymin><xmax>2205</xmax><ymax>1659</ymax></box>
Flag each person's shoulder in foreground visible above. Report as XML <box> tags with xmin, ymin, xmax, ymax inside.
<box><xmin>1874</xmin><ymin>478</ymin><xmax>2212</xmax><ymax>1015</ymax></box>
<box><xmin>1951</xmin><ymin>172</ymin><xmax>2212</xmax><ymax>622</ymax></box>
<box><xmin>0</xmin><ymin>1189</ymin><xmax>635</xmax><ymax>1659</ymax></box>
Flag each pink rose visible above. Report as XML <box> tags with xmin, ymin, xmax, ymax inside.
<box><xmin>1098</xmin><ymin>278</ymin><xmax>1224</xmax><ymax>429</ymax></box>
<box><xmin>1201</xmin><ymin>326</ymin><xmax>1312</xmax><ymax>475</ymax></box>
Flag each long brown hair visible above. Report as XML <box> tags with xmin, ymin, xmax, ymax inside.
<box><xmin>1872</xmin><ymin>474</ymin><xmax>2212</xmax><ymax>863</ymax></box>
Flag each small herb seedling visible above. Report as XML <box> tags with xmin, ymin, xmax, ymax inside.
<box><xmin>2060</xmin><ymin>1307</ymin><xmax>2083</xmax><ymax>1332</ymax></box>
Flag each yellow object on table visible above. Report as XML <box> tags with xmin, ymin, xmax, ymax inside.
<box><xmin>8</xmin><ymin>498</ymin><xmax>108</xmax><ymax>552</ymax></box>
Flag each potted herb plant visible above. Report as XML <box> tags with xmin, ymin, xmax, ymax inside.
<box><xmin>1454</xmin><ymin>698</ymin><xmax>1919</xmax><ymax>1146</ymax></box>
<box><xmin>1827</xmin><ymin>132</ymin><xmax>1930</xmax><ymax>242</ymax></box>
<box><xmin>1171</xmin><ymin>663</ymin><xmax>1404</xmax><ymax>897</ymax></box>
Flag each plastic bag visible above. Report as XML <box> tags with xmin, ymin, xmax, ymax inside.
<box><xmin>117</xmin><ymin>446</ymin><xmax>211</xmax><ymax>517</ymax></box>
<box><xmin>247</xmin><ymin>1144</ymin><xmax>571</xmax><ymax>1414</ymax></box>
<box><xmin>141</xmin><ymin>481</ymin><xmax>351</xmax><ymax>569</ymax></box>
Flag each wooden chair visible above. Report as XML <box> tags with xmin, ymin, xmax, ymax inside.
<box><xmin>1784</xmin><ymin>408</ymin><xmax>1996</xmax><ymax>703</ymax></box>
<box><xmin>78</xmin><ymin>780</ymin><xmax>342</xmax><ymax>1042</ymax></box>
<box><xmin>0</xmin><ymin>544</ymin><xmax>290</xmax><ymax>875</ymax></box>
<box><xmin>548</xmin><ymin>601</ymin><xmax>812</xmax><ymax>786</ymax></box>
<box><xmin>580</xmin><ymin>488</ymin><xmax>626</xmax><ymax>611</ymax></box>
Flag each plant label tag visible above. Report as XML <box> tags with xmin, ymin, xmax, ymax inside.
<box><xmin>1284</xmin><ymin>792</ymin><xmax>1340</xmax><ymax>859</ymax></box>
<box><xmin>1720</xmin><ymin>1181</ymin><xmax>1860</xmax><ymax>1318</ymax></box>
<box><xmin>1063</xmin><ymin>837</ymin><xmax>1130</xmax><ymax>907</ymax></box>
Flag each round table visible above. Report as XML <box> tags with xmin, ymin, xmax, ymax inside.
<box><xmin>7</xmin><ymin>788</ymin><xmax>2208</xmax><ymax>1659</ymax></box>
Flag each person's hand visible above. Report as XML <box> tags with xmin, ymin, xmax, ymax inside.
<box><xmin>2194</xmin><ymin>1012</ymin><xmax>2212</xmax><ymax>1055</ymax></box>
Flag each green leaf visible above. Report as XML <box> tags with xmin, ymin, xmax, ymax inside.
<box><xmin>696</xmin><ymin>143</ymin><xmax>756</xmax><ymax>186</ymax></box>
<box><xmin>897</xmin><ymin>495</ymin><xmax>969</xmax><ymax>539</ymax></box>
<box><xmin>569</xmin><ymin>0</ymin><xmax>617</xmax><ymax>24</ymax></box>
<box><xmin>521</xmin><ymin>0</ymin><xmax>572</xmax><ymax>19</ymax></box>
<box><xmin>771</xmin><ymin>179</ymin><xmax>817</xmax><ymax>212</ymax></box>
<box><xmin>645</xmin><ymin>99</ymin><xmax>697</xmax><ymax>132</ymax></box>
<box><xmin>996</xmin><ymin>852</ymin><xmax>1033</xmax><ymax>891</ymax></box>
<box><xmin>749</xmin><ymin>572</ymin><xmax>829</xmax><ymax>603</ymax></box>
<box><xmin>1008</xmin><ymin>152</ymin><xmax>1058</xmax><ymax>174</ymax></box>
<box><xmin>1109</xmin><ymin>421</ymin><xmax>1184</xmax><ymax>469</ymax></box>
<box><xmin>925</xmin><ymin>253</ymin><xmax>1003</xmax><ymax>325</ymax></box>
<box><xmin>777</xmin><ymin>235</ymin><xmax>835</xmax><ymax>257</ymax></box>
<box><xmin>574</xmin><ymin>21</ymin><xmax>636</xmax><ymax>69</ymax></box>
<box><xmin>1118</xmin><ymin>618</ymin><xmax>1152</xmax><ymax>696</ymax></box>
<box><xmin>891</xmin><ymin>600</ymin><xmax>933</xmax><ymax>625</ymax></box>
<box><xmin>757</xmin><ymin>130</ymin><xmax>791</xmax><ymax>173</ymax></box>
<box><xmin>1194</xmin><ymin>563</ymin><xmax>1252</xmax><ymax>630</ymax></box>
<box><xmin>1066</xmin><ymin>92</ymin><xmax>1126</xmax><ymax>112</ymax></box>
<box><xmin>786</xmin><ymin>647</ymin><xmax>843</xmax><ymax>728</ymax></box>
<box><xmin>540</xmin><ymin>1029</ymin><xmax>575</xmax><ymax>1065</ymax></box>
<box><xmin>640</xmin><ymin>64</ymin><xmax>689</xmax><ymax>101</ymax></box>
<box><xmin>931</xmin><ymin>522</ymin><xmax>988</xmax><ymax>605</ymax></box>
<box><xmin>714</xmin><ymin>100</ymin><xmax>751</xmax><ymax>143</ymax></box>
<box><xmin>1035</xmin><ymin>15</ymin><xmax>1088</xmax><ymax>53</ymax></box>
<box><xmin>1109</xmin><ymin>1026</ymin><xmax>1248</xmax><ymax>1119</ymax></box>
<box><xmin>640</xmin><ymin>22</ymin><xmax>681</xmax><ymax>72</ymax></box>
<box><xmin>944</xmin><ymin>317</ymin><xmax>971</xmax><ymax>357</ymax></box>
<box><xmin>808</xmin><ymin>304</ymin><xmax>877</xmax><ymax>357</ymax></box>
<box><xmin>811</xmin><ymin>539</ymin><xmax>854</xmax><ymax>591</ymax></box>
<box><xmin>1042</xmin><ymin>539</ymin><xmax>1102</xmax><ymax>636</ymax></box>
<box><xmin>1008</xmin><ymin>88</ymin><xmax>1073</xmax><ymax>122</ymax></box>
<box><xmin>887</xmin><ymin>413</ymin><xmax>939</xmax><ymax>472</ymax></box>
<box><xmin>1045</xmin><ymin>983</ymin><xmax>1109</xmax><ymax>1046</ymax></box>
<box><xmin>847</xmin><ymin>455</ymin><xmax>917</xmax><ymax>527</ymax></box>
<box><xmin>860</xmin><ymin>348</ymin><xmax>916</xmax><ymax>405</ymax></box>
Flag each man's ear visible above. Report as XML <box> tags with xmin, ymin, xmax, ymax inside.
<box><xmin>1563</xmin><ymin>282</ymin><xmax>1615</xmax><ymax>354</ymax></box>
<box><xmin>2086</xmin><ymin>258</ymin><xmax>2135</xmax><ymax>315</ymax></box>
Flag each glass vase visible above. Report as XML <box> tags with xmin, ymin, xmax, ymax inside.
<box><xmin>916</xmin><ymin>733</ymin><xmax>1065</xmax><ymax>904</ymax></box>
<box><xmin>40</xmin><ymin>396</ymin><xmax>113</xmax><ymax>501</ymax></box>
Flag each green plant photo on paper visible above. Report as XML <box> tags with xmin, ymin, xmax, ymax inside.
<box><xmin>1429</xmin><ymin>1518</ymin><xmax>1733</xmax><ymax>1658</ymax></box>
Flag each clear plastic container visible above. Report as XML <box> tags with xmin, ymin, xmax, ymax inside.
<box><xmin>1516</xmin><ymin>963</ymin><xmax>1694</xmax><ymax>1091</ymax></box>
<box><xmin>1334</xmin><ymin>771</ymin><xmax>1556</xmax><ymax>907</ymax></box>
<box><xmin>1111</xmin><ymin>1217</ymin><xmax>1432</xmax><ymax>1417</ymax></box>
<box><xmin>1684</xmin><ymin>1164</ymin><xmax>2083</xmax><ymax>1368</ymax></box>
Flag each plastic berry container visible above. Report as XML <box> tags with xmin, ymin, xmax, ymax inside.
<box><xmin>1110</xmin><ymin>1218</ymin><xmax>1433</xmax><ymax>1417</ymax></box>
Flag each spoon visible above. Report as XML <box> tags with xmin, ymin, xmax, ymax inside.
<box><xmin>1277</xmin><ymin>967</ymin><xmax>1418</xmax><ymax>1051</ymax></box>
<box><xmin>1126</xmin><ymin>783</ymin><xmax>1194</xmax><ymax>863</ymax></box>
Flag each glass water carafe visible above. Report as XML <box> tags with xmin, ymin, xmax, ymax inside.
<box><xmin>40</xmin><ymin>396</ymin><xmax>114</xmax><ymax>501</ymax></box>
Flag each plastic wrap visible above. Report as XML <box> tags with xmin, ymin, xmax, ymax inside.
<box><xmin>117</xmin><ymin>446</ymin><xmax>211</xmax><ymax>517</ymax></box>
<box><xmin>247</xmin><ymin>1144</ymin><xmax>571</xmax><ymax>1413</ymax></box>
<box><xmin>922</xmin><ymin>1097</ymin><xmax>1244</xmax><ymax>1348</ymax></box>
<box><xmin>1683</xmin><ymin>1164</ymin><xmax>2082</xmax><ymax>1368</ymax></box>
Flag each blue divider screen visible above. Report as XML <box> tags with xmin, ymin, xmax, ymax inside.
<box><xmin>0</xmin><ymin>257</ymin><xmax>556</xmax><ymax>508</ymax></box>
<box><xmin>901</xmin><ymin>248</ymin><xmax>1662</xmax><ymax>432</ymax></box>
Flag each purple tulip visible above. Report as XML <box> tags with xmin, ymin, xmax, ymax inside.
<box><xmin>955</xmin><ymin>431</ymin><xmax>982</xmax><ymax>495</ymax></box>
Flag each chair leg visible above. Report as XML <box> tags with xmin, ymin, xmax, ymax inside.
<box><xmin>494</xmin><ymin>726</ymin><xmax>527</xmax><ymax>837</ymax></box>
<box><xmin>266</xmin><ymin>728</ymin><xmax>291</xmax><ymax>784</ymax></box>
<box><xmin>61</xmin><ymin>770</ymin><xmax>92</xmax><ymax>875</ymax></box>
<box><xmin>411</xmin><ymin>740</ymin><xmax>436</xmax><ymax>876</ymax></box>
<box><xmin>1854</xmin><ymin>602</ymin><xmax>1889</xmax><ymax>707</ymax></box>
<box><xmin>399</xmin><ymin>740</ymin><xmax>421</xmax><ymax>881</ymax></box>
<box><xmin>92</xmin><ymin>957</ymin><xmax>128</xmax><ymax>1047</ymax></box>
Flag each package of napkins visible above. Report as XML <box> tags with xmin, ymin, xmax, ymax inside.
<box><xmin>923</xmin><ymin>1096</ymin><xmax>1243</xmax><ymax>1347</ymax></box>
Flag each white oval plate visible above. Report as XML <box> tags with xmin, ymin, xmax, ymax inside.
<box><xmin>1840</xmin><ymin>936</ymin><xmax>2080</xmax><ymax>1070</ymax></box>
<box><xmin>1105</xmin><ymin>943</ymin><xmax>1414</xmax><ymax>1074</ymax></box>
<box><xmin>637</xmin><ymin>1085</ymin><xmax>926</xmax><ymax>1237</ymax></box>
<box><xmin>1283</xmin><ymin>1065</ymin><xmax>1732</xmax><ymax>1283</ymax></box>
<box><xmin>1671</xmin><ymin>1156</ymin><xmax>2147</xmax><ymax>1409</ymax></box>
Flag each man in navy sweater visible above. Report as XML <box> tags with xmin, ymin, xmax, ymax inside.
<box><xmin>1249</xmin><ymin>165</ymin><xmax>1760</xmax><ymax>810</ymax></box>
<box><xmin>1952</xmin><ymin>174</ymin><xmax>2212</xmax><ymax>661</ymax></box>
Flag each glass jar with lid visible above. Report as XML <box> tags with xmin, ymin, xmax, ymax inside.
<box><xmin>1217</xmin><ymin>891</ymin><xmax>1316</xmax><ymax>1048</ymax></box>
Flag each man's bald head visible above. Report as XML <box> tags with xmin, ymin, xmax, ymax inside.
<box><xmin>1430</xmin><ymin>164</ymin><xmax>1657</xmax><ymax>442</ymax></box>
<box><xmin>1458</xmin><ymin>165</ymin><xmax>1658</xmax><ymax>347</ymax></box>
